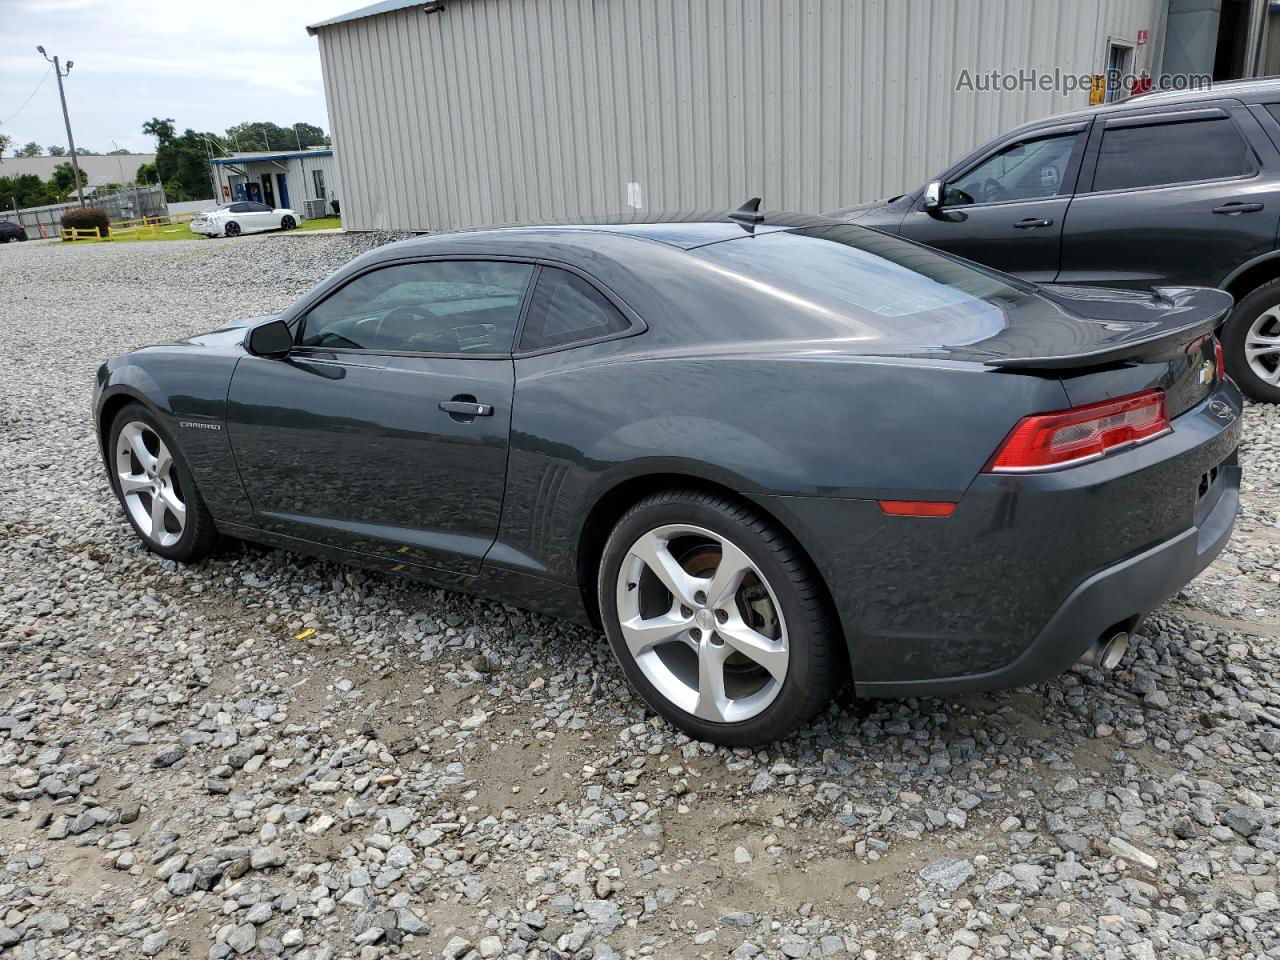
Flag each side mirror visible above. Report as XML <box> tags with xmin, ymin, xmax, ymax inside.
<box><xmin>923</xmin><ymin>180</ymin><xmax>943</xmax><ymax>213</ymax></box>
<box><xmin>246</xmin><ymin>319</ymin><xmax>293</xmax><ymax>357</ymax></box>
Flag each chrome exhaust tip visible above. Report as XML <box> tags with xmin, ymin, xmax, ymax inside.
<box><xmin>1078</xmin><ymin>631</ymin><xmax>1129</xmax><ymax>671</ymax></box>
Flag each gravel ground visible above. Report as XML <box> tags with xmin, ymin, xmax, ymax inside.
<box><xmin>1</xmin><ymin>233</ymin><xmax>1279</xmax><ymax>960</ymax></box>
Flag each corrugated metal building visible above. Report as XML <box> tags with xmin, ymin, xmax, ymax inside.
<box><xmin>208</xmin><ymin>149</ymin><xmax>342</xmax><ymax>218</ymax></box>
<box><xmin>308</xmin><ymin>0</ymin><xmax>1178</xmax><ymax>233</ymax></box>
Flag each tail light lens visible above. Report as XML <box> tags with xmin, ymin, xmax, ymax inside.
<box><xmin>1214</xmin><ymin>337</ymin><xmax>1225</xmax><ymax>381</ymax></box>
<box><xmin>985</xmin><ymin>389</ymin><xmax>1170</xmax><ymax>473</ymax></box>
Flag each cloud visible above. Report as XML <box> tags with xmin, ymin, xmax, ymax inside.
<box><xmin>0</xmin><ymin>0</ymin><xmax>355</xmax><ymax>152</ymax></box>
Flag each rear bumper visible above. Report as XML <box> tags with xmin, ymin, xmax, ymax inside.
<box><xmin>855</xmin><ymin>457</ymin><xmax>1238</xmax><ymax>696</ymax></box>
<box><xmin>750</xmin><ymin>379</ymin><xmax>1243</xmax><ymax>696</ymax></box>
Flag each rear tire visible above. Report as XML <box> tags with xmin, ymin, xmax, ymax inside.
<box><xmin>1223</xmin><ymin>279</ymin><xmax>1280</xmax><ymax>403</ymax></box>
<box><xmin>224</xmin><ymin>221</ymin><xmax>241</xmax><ymax>238</ymax></box>
<box><xmin>108</xmin><ymin>403</ymin><xmax>219</xmax><ymax>563</ymax></box>
<box><xmin>598</xmin><ymin>490</ymin><xmax>838</xmax><ymax>746</ymax></box>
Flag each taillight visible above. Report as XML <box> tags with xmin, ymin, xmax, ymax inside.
<box><xmin>984</xmin><ymin>389</ymin><xmax>1170</xmax><ymax>473</ymax></box>
<box><xmin>1214</xmin><ymin>337</ymin><xmax>1225</xmax><ymax>381</ymax></box>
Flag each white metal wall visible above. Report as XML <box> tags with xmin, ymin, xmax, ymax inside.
<box><xmin>316</xmin><ymin>0</ymin><xmax>1166</xmax><ymax>233</ymax></box>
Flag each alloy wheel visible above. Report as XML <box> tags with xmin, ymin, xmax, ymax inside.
<box><xmin>225</xmin><ymin>222</ymin><xmax>241</xmax><ymax>237</ymax></box>
<box><xmin>614</xmin><ymin>523</ymin><xmax>788</xmax><ymax>723</ymax></box>
<box><xmin>1246</xmin><ymin>306</ymin><xmax>1280</xmax><ymax>385</ymax></box>
<box><xmin>115</xmin><ymin>421</ymin><xmax>186</xmax><ymax>547</ymax></box>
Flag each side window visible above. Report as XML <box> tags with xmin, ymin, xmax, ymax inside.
<box><xmin>229</xmin><ymin>202</ymin><xmax>251</xmax><ymax>213</ymax></box>
<box><xmin>300</xmin><ymin>260</ymin><xmax>535</xmax><ymax>354</ymax></box>
<box><xmin>517</xmin><ymin>267</ymin><xmax>630</xmax><ymax>352</ymax></box>
<box><xmin>248</xmin><ymin>202</ymin><xmax>272</xmax><ymax>212</ymax></box>
<box><xmin>944</xmin><ymin>132</ymin><xmax>1081</xmax><ymax>206</ymax></box>
<box><xmin>1091</xmin><ymin>117</ymin><xmax>1254</xmax><ymax>192</ymax></box>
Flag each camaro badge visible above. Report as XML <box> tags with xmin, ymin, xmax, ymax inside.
<box><xmin>178</xmin><ymin>420</ymin><xmax>221</xmax><ymax>431</ymax></box>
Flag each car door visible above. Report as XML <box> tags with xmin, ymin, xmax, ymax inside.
<box><xmin>1057</xmin><ymin>103</ymin><xmax>1280</xmax><ymax>288</ymax></box>
<box><xmin>225</xmin><ymin>202</ymin><xmax>256</xmax><ymax>232</ymax></box>
<box><xmin>225</xmin><ymin>258</ymin><xmax>536</xmax><ymax>576</ymax></box>
<box><xmin>246</xmin><ymin>201</ymin><xmax>276</xmax><ymax>232</ymax></box>
<box><xmin>895</xmin><ymin>122</ymin><xmax>1089</xmax><ymax>282</ymax></box>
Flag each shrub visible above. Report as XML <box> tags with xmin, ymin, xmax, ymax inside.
<box><xmin>60</xmin><ymin>207</ymin><xmax>110</xmax><ymax>238</ymax></box>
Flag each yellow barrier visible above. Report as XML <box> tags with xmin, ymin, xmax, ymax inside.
<box><xmin>60</xmin><ymin>212</ymin><xmax>200</xmax><ymax>243</ymax></box>
<box><xmin>59</xmin><ymin>226</ymin><xmax>105</xmax><ymax>241</ymax></box>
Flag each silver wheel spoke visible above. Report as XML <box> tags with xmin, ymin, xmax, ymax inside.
<box><xmin>705</xmin><ymin>540</ymin><xmax>753</xmax><ymax>609</ymax></box>
<box><xmin>629</xmin><ymin>532</ymin><xmax>701</xmax><ymax>607</ymax></box>
<box><xmin>119</xmin><ymin>474</ymin><xmax>150</xmax><ymax>495</ymax></box>
<box><xmin>717</xmin><ymin>617</ymin><xmax>789</xmax><ymax>683</ymax></box>
<box><xmin>126</xmin><ymin>428</ymin><xmax>157</xmax><ymax>474</ymax></box>
<box><xmin>619</xmin><ymin>610</ymin><xmax>691</xmax><ymax>657</ymax></box>
<box><xmin>694</xmin><ymin>643</ymin><xmax>731</xmax><ymax>722</ymax></box>
<box><xmin>159</xmin><ymin>486</ymin><xmax>186</xmax><ymax>526</ymax></box>
<box><xmin>149</xmin><ymin>493</ymin><xmax>168</xmax><ymax>535</ymax></box>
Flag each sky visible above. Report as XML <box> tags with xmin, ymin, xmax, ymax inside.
<box><xmin>0</xmin><ymin>0</ymin><xmax>360</xmax><ymax>155</ymax></box>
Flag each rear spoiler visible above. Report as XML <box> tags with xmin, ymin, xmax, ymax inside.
<box><xmin>985</xmin><ymin>288</ymin><xmax>1231</xmax><ymax>371</ymax></box>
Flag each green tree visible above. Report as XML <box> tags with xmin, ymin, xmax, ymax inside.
<box><xmin>155</xmin><ymin>129</ymin><xmax>217</xmax><ymax>202</ymax></box>
<box><xmin>135</xmin><ymin>161</ymin><xmax>159</xmax><ymax>185</ymax></box>
<box><xmin>47</xmin><ymin>144</ymin><xmax>66</xmax><ymax>156</ymax></box>
<box><xmin>142</xmin><ymin>117</ymin><xmax>176</xmax><ymax>145</ymax></box>
<box><xmin>108</xmin><ymin>148</ymin><xmax>130</xmax><ymax>155</ymax></box>
<box><xmin>0</xmin><ymin>173</ymin><xmax>59</xmax><ymax>208</ymax></box>
<box><xmin>0</xmin><ymin>131</ymin><xmax>12</xmax><ymax>157</ymax></box>
<box><xmin>14</xmin><ymin>142</ymin><xmax>42</xmax><ymax>157</ymax></box>
<box><xmin>51</xmin><ymin>161</ymin><xmax>88</xmax><ymax>198</ymax></box>
<box><xmin>225</xmin><ymin>120</ymin><xmax>327</xmax><ymax>152</ymax></box>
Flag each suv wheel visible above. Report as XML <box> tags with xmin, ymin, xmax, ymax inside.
<box><xmin>1223</xmin><ymin>279</ymin><xmax>1280</xmax><ymax>403</ymax></box>
<box><xmin>598</xmin><ymin>490</ymin><xmax>838</xmax><ymax>746</ymax></box>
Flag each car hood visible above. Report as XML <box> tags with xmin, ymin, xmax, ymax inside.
<box><xmin>173</xmin><ymin>314</ymin><xmax>280</xmax><ymax>348</ymax></box>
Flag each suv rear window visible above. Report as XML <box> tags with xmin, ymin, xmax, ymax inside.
<box><xmin>1092</xmin><ymin>117</ymin><xmax>1253</xmax><ymax>192</ymax></box>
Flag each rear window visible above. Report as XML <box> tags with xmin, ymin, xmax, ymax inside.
<box><xmin>694</xmin><ymin>225</ymin><xmax>1028</xmax><ymax>326</ymax></box>
<box><xmin>1092</xmin><ymin>117</ymin><xmax>1254</xmax><ymax>192</ymax></box>
<box><xmin>517</xmin><ymin>267</ymin><xmax>630</xmax><ymax>351</ymax></box>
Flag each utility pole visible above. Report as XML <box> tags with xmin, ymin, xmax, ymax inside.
<box><xmin>37</xmin><ymin>46</ymin><xmax>85</xmax><ymax>208</ymax></box>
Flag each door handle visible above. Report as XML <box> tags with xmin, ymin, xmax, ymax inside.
<box><xmin>1013</xmin><ymin>217</ymin><xmax>1054</xmax><ymax>229</ymax></box>
<box><xmin>438</xmin><ymin>399</ymin><xmax>494</xmax><ymax>418</ymax></box>
<box><xmin>1212</xmin><ymin>202</ymin><xmax>1263</xmax><ymax>215</ymax></box>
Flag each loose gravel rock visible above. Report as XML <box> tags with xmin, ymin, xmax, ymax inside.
<box><xmin>1</xmin><ymin>233</ymin><xmax>1279</xmax><ymax>959</ymax></box>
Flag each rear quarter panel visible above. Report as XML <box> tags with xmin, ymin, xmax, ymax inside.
<box><xmin>498</xmin><ymin>345</ymin><xmax>1069</xmax><ymax>586</ymax></box>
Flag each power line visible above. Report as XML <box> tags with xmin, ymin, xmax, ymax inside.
<box><xmin>2</xmin><ymin>66</ymin><xmax>53</xmax><ymax>126</ymax></box>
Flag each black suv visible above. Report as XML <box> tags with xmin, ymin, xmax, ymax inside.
<box><xmin>832</xmin><ymin>77</ymin><xmax>1280</xmax><ymax>403</ymax></box>
<box><xmin>0</xmin><ymin>221</ymin><xmax>27</xmax><ymax>243</ymax></box>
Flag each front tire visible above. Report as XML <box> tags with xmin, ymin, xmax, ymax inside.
<box><xmin>598</xmin><ymin>490</ymin><xmax>838</xmax><ymax>746</ymax></box>
<box><xmin>108</xmin><ymin>403</ymin><xmax>218</xmax><ymax>562</ymax></box>
<box><xmin>280</xmin><ymin>215</ymin><xmax>296</xmax><ymax>230</ymax></box>
<box><xmin>1223</xmin><ymin>280</ymin><xmax>1280</xmax><ymax>403</ymax></box>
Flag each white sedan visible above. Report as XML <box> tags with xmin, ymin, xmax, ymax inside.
<box><xmin>190</xmin><ymin>202</ymin><xmax>302</xmax><ymax>238</ymax></box>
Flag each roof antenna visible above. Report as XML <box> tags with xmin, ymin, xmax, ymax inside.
<box><xmin>728</xmin><ymin>197</ymin><xmax>764</xmax><ymax>233</ymax></box>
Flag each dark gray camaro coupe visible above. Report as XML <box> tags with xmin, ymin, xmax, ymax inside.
<box><xmin>94</xmin><ymin>209</ymin><xmax>1242</xmax><ymax>745</ymax></box>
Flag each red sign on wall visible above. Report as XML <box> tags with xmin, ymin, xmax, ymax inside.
<box><xmin>1137</xmin><ymin>29</ymin><xmax>1148</xmax><ymax>45</ymax></box>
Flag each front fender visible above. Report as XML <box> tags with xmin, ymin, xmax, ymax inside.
<box><xmin>94</xmin><ymin>347</ymin><xmax>254</xmax><ymax>525</ymax></box>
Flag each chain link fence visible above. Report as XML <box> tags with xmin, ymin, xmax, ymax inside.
<box><xmin>0</xmin><ymin>185</ymin><xmax>167</xmax><ymax>238</ymax></box>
